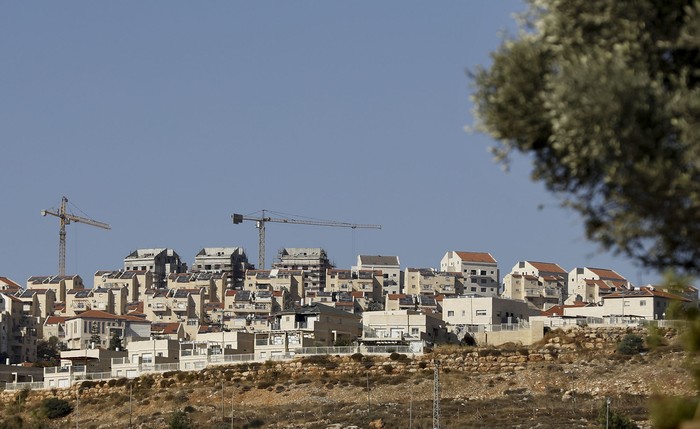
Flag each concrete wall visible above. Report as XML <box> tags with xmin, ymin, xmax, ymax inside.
<box><xmin>471</xmin><ymin>321</ymin><xmax>545</xmax><ymax>346</ymax></box>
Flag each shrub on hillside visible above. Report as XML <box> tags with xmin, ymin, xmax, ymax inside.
<box><xmin>598</xmin><ymin>401</ymin><xmax>639</xmax><ymax>429</ymax></box>
<box><xmin>617</xmin><ymin>334</ymin><xmax>645</xmax><ymax>355</ymax></box>
<box><xmin>41</xmin><ymin>397</ymin><xmax>73</xmax><ymax>419</ymax></box>
<box><xmin>168</xmin><ymin>409</ymin><xmax>193</xmax><ymax>429</ymax></box>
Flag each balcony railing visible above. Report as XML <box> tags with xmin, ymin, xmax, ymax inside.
<box><xmin>2</xmin><ymin>382</ymin><xmax>45</xmax><ymax>392</ymax></box>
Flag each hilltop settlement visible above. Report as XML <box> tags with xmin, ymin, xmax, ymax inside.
<box><xmin>0</xmin><ymin>247</ymin><xmax>695</xmax><ymax>390</ymax></box>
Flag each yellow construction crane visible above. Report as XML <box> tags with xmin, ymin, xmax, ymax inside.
<box><xmin>41</xmin><ymin>196</ymin><xmax>111</xmax><ymax>276</ymax></box>
<box><xmin>232</xmin><ymin>209</ymin><xmax>381</xmax><ymax>269</ymax></box>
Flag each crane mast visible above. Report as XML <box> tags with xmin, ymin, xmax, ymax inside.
<box><xmin>232</xmin><ymin>209</ymin><xmax>381</xmax><ymax>269</ymax></box>
<box><xmin>41</xmin><ymin>196</ymin><xmax>111</xmax><ymax>276</ymax></box>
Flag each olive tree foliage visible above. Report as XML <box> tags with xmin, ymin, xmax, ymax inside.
<box><xmin>471</xmin><ymin>0</ymin><xmax>700</xmax><ymax>273</ymax></box>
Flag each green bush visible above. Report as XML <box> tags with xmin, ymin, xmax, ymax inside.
<box><xmin>257</xmin><ymin>380</ymin><xmax>275</xmax><ymax>389</ymax></box>
<box><xmin>617</xmin><ymin>334</ymin><xmax>645</xmax><ymax>355</ymax></box>
<box><xmin>645</xmin><ymin>326</ymin><xmax>667</xmax><ymax>350</ymax></box>
<box><xmin>41</xmin><ymin>397</ymin><xmax>73</xmax><ymax>419</ymax></box>
<box><xmin>168</xmin><ymin>409</ymin><xmax>193</xmax><ymax>429</ymax></box>
<box><xmin>598</xmin><ymin>401</ymin><xmax>639</xmax><ymax>429</ymax></box>
<box><xmin>244</xmin><ymin>418</ymin><xmax>264</xmax><ymax>428</ymax></box>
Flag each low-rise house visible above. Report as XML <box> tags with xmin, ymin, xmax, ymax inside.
<box><xmin>196</xmin><ymin>331</ymin><xmax>254</xmax><ymax>355</ymax></box>
<box><xmin>43</xmin><ymin>348</ymin><xmax>126</xmax><ymax>388</ymax></box>
<box><xmin>255</xmin><ymin>303</ymin><xmax>361</xmax><ymax>359</ymax></box>
<box><xmin>111</xmin><ymin>338</ymin><xmax>181</xmax><ymax>378</ymax></box>
<box><xmin>441</xmin><ymin>295</ymin><xmax>539</xmax><ymax>326</ymax></box>
<box><xmin>360</xmin><ymin>309</ymin><xmax>446</xmax><ymax>351</ymax></box>
<box><xmin>64</xmin><ymin>310</ymin><xmax>151</xmax><ymax>350</ymax></box>
<box><xmin>562</xmin><ymin>286</ymin><xmax>692</xmax><ymax>322</ymax></box>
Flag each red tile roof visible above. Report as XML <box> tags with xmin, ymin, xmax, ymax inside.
<box><xmin>151</xmin><ymin>322</ymin><xmax>181</xmax><ymax>335</ymax></box>
<box><xmin>527</xmin><ymin>261</ymin><xmax>567</xmax><ymax>274</ymax></box>
<box><xmin>589</xmin><ymin>268</ymin><xmax>626</xmax><ymax>281</ymax></box>
<box><xmin>604</xmin><ymin>287</ymin><xmax>690</xmax><ymax>302</ymax></box>
<box><xmin>45</xmin><ymin>316</ymin><xmax>67</xmax><ymax>325</ymax></box>
<box><xmin>67</xmin><ymin>309</ymin><xmax>150</xmax><ymax>323</ymax></box>
<box><xmin>455</xmin><ymin>252</ymin><xmax>497</xmax><ymax>264</ymax></box>
<box><xmin>0</xmin><ymin>277</ymin><xmax>21</xmax><ymax>290</ymax></box>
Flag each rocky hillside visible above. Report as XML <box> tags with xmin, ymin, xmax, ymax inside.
<box><xmin>0</xmin><ymin>326</ymin><xmax>695</xmax><ymax>428</ymax></box>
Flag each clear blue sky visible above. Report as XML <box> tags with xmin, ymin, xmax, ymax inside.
<box><xmin>0</xmin><ymin>2</ymin><xmax>659</xmax><ymax>287</ymax></box>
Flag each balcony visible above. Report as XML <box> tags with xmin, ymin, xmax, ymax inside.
<box><xmin>152</xmin><ymin>302</ymin><xmax>169</xmax><ymax>312</ymax></box>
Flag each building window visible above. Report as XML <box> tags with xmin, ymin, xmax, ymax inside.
<box><xmin>471</xmin><ymin>279</ymin><xmax>477</xmax><ymax>284</ymax></box>
<box><xmin>480</xmin><ymin>270</ymin><xmax>486</xmax><ymax>275</ymax></box>
<box><xmin>470</xmin><ymin>270</ymin><xmax>477</xmax><ymax>275</ymax></box>
<box><xmin>480</xmin><ymin>279</ymin><xmax>487</xmax><ymax>284</ymax></box>
<box><xmin>475</xmin><ymin>310</ymin><xmax>487</xmax><ymax>316</ymax></box>
<box><xmin>481</xmin><ymin>288</ymin><xmax>486</xmax><ymax>293</ymax></box>
<box><xmin>640</xmin><ymin>300</ymin><xmax>646</xmax><ymax>306</ymax></box>
<box><xmin>447</xmin><ymin>311</ymin><xmax>454</xmax><ymax>317</ymax></box>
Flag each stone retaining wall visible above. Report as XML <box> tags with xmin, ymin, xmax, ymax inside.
<box><xmin>0</xmin><ymin>325</ymin><xmax>666</xmax><ymax>404</ymax></box>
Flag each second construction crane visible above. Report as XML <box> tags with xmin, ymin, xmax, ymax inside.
<box><xmin>232</xmin><ymin>210</ymin><xmax>381</xmax><ymax>269</ymax></box>
<box><xmin>41</xmin><ymin>196</ymin><xmax>111</xmax><ymax>276</ymax></box>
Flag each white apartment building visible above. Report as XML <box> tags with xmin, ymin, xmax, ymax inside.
<box><xmin>124</xmin><ymin>248</ymin><xmax>187</xmax><ymax>288</ymax></box>
<box><xmin>440</xmin><ymin>251</ymin><xmax>499</xmax><ymax>296</ymax></box>
<box><xmin>441</xmin><ymin>295</ymin><xmax>539</xmax><ymax>326</ymax></box>
<box><xmin>353</xmin><ymin>255</ymin><xmax>402</xmax><ymax>295</ymax></box>
<box><xmin>502</xmin><ymin>261</ymin><xmax>567</xmax><ymax>309</ymax></box>
<box><xmin>567</xmin><ymin>267</ymin><xmax>631</xmax><ymax>304</ymax></box>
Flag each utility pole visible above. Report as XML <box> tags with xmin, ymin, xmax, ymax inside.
<box><xmin>367</xmin><ymin>371</ymin><xmax>371</xmax><ymax>418</ymax></box>
<box><xmin>76</xmin><ymin>389</ymin><xmax>80</xmax><ymax>429</ymax></box>
<box><xmin>433</xmin><ymin>360</ymin><xmax>441</xmax><ymax>429</ymax></box>
<box><xmin>409</xmin><ymin>391</ymin><xmax>413</xmax><ymax>429</ymax></box>
<box><xmin>129</xmin><ymin>384</ymin><xmax>133</xmax><ymax>429</ymax></box>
